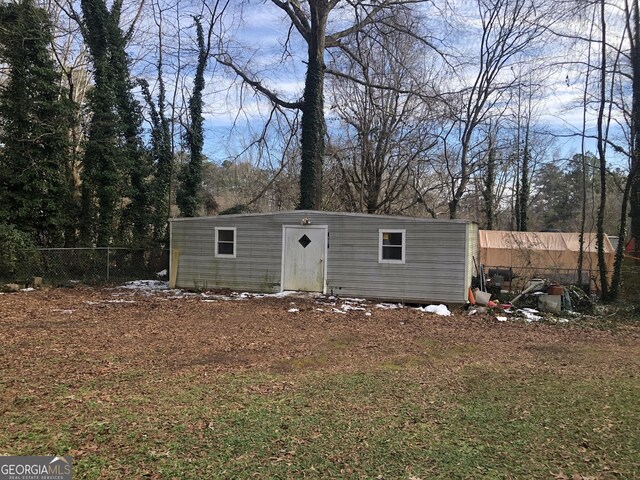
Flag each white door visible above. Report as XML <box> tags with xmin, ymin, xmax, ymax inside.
<box><xmin>282</xmin><ymin>226</ymin><xmax>327</xmax><ymax>292</ymax></box>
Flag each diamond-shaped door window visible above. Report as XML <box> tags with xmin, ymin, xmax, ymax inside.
<box><xmin>298</xmin><ymin>234</ymin><xmax>312</xmax><ymax>248</ymax></box>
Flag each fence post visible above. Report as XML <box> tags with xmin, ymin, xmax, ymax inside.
<box><xmin>106</xmin><ymin>247</ymin><xmax>110</xmax><ymax>283</ymax></box>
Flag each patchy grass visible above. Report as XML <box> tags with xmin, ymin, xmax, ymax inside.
<box><xmin>3</xmin><ymin>369</ymin><xmax>637</xmax><ymax>479</ymax></box>
<box><xmin>1</xmin><ymin>287</ymin><xmax>639</xmax><ymax>479</ymax></box>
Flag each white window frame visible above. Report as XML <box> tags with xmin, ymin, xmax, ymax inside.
<box><xmin>379</xmin><ymin>229</ymin><xmax>405</xmax><ymax>264</ymax></box>
<box><xmin>215</xmin><ymin>227</ymin><xmax>237</xmax><ymax>258</ymax></box>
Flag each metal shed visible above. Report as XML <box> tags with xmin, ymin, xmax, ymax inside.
<box><xmin>169</xmin><ymin>211</ymin><xmax>478</xmax><ymax>304</ymax></box>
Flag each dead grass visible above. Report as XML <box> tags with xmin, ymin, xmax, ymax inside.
<box><xmin>0</xmin><ymin>286</ymin><xmax>639</xmax><ymax>479</ymax></box>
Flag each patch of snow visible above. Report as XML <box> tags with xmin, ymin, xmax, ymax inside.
<box><xmin>341</xmin><ymin>304</ymin><xmax>366</xmax><ymax>312</ymax></box>
<box><xmin>342</xmin><ymin>297</ymin><xmax>366</xmax><ymax>303</ymax></box>
<box><xmin>558</xmin><ymin>318</ymin><xmax>570</xmax><ymax>323</ymax></box>
<box><xmin>376</xmin><ymin>303</ymin><xmax>402</xmax><ymax>310</ymax></box>
<box><xmin>220</xmin><ymin>290</ymin><xmax>323</xmax><ymax>300</ymax></box>
<box><xmin>156</xmin><ymin>269</ymin><xmax>167</xmax><ymax>277</ymax></box>
<box><xmin>496</xmin><ymin>316</ymin><xmax>508</xmax><ymax>322</ymax></box>
<box><xmin>287</xmin><ymin>308</ymin><xmax>299</xmax><ymax>313</ymax></box>
<box><xmin>417</xmin><ymin>304</ymin><xmax>451</xmax><ymax>316</ymax></box>
<box><xmin>365</xmin><ymin>311</ymin><xmax>372</xmax><ymax>317</ymax></box>
<box><xmin>200</xmin><ymin>293</ymin><xmax>233</xmax><ymax>301</ymax></box>
<box><xmin>21</xmin><ymin>287</ymin><xmax>36</xmax><ymax>292</ymax></box>
<box><xmin>517</xmin><ymin>308</ymin><xmax>543</xmax><ymax>322</ymax></box>
<box><xmin>271</xmin><ymin>290</ymin><xmax>304</xmax><ymax>298</ymax></box>
<box><xmin>53</xmin><ymin>309</ymin><xmax>74</xmax><ymax>314</ymax></box>
<box><xmin>119</xmin><ymin>280</ymin><xmax>170</xmax><ymax>291</ymax></box>
<box><xmin>332</xmin><ymin>308</ymin><xmax>347</xmax><ymax>314</ymax></box>
<box><xmin>84</xmin><ymin>299</ymin><xmax>135</xmax><ymax>305</ymax></box>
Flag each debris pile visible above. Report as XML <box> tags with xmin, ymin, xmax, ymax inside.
<box><xmin>469</xmin><ymin>278</ymin><xmax>595</xmax><ymax>322</ymax></box>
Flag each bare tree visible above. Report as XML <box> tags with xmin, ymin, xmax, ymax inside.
<box><xmin>326</xmin><ymin>10</ymin><xmax>439</xmax><ymax>214</ymax></box>
<box><xmin>441</xmin><ymin>0</ymin><xmax>552</xmax><ymax>219</ymax></box>
<box><xmin>215</xmin><ymin>0</ymin><xmax>432</xmax><ymax>211</ymax></box>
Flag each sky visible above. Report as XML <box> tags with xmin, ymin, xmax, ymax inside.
<box><xmin>156</xmin><ymin>0</ymin><xmax>630</xmax><ymax>169</ymax></box>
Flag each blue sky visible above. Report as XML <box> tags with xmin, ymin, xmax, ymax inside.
<box><xmin>188</xmin><ymin>0</ymin><xmax>630</xmax><ymax>169</ymax></box>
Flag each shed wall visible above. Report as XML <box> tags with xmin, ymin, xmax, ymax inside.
<box><xmin>170</xmin><ymin>211</ymin><xmax>473</xmax><ymax>303</ymax></box>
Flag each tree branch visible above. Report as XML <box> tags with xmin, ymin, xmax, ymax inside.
<box><xmin>215</xmin><ymin>54</ymin><xmax>304</xmax><ymax>109</ymax></box>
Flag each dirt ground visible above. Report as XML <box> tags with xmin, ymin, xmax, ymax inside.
<box><xmin>1</xmin><ymin>285</ymin><xmax>639</xmax><ymax>381</ymax></box>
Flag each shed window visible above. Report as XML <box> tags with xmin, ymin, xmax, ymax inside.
<box><xmin>215</xmin><ymin>227</ymin><xmax>236</xmax><ymax>258</ymax></box>
<box><xmin>379</xmin><ymin>229</ymin><xmax>405</xmax><ymax>264</ymax></box>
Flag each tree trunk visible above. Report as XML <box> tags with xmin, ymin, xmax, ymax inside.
<box><xmin>596</xmin><ymin>0</ymin><xmax>610</xmax><ymax>300</ymax></box>
<box><xmin>519</xmin><ymin>140</ymin><xmax>530</xmax><ymax>231</ymax></box>
<box><xmin>630</xmin><ymin>0</ymin><xmax>640</xmax><ymax>257</ymax></box>
<box><xmin>298</xmin><ymin>3</ymin><xmax>328</xmax><ymax>210</ymax></box>
<box><xmin>611</xmin><ymin>0</ymin><xmax>640</xmax><ymax>297</ymax></box>
<box><xmin>610</xmin><ymin>166</ymin><xmax>637</xmax><ymax>299</ymax></box>
<box><xmin>483</xmin><ymin>135</ymin><xmax>496</xmax><ymax>230</ymax></box>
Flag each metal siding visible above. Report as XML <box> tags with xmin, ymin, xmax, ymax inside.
<box><xmin>170</xmin><ymin>211</ymin><xmax>472</xmax><ymax>303</ymax></box>
<box><xmin>322</xmin><ymin>215</ymin><xmax>468</xmax><ymax>303</ymax></box>
<box><xmin>172</xmin><ymin>215</ymin><xmax>282</xmax><ymax>292</ymax></box>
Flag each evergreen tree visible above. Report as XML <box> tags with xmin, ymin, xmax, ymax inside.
<box><xmin>0</xmin><ymin>0</ymin><xmax>75</xmax><ymax>247</ymax></box>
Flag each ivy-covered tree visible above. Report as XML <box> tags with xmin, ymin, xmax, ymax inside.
<box><xmin>80</xmin><ymin>0</ymin><xmax>151</xmax><ymax>247</ymax></box>
<box><xmin>140</xmin><ymin>76</ymin><xmax>172</xmax><ymax>245</ymax></box>
<box><xmin>0</xmin><ymin>0</ymin><xmax>75</xmax><ymax>247</ymax></box>
<box><xmin>177</xmin><ymin>16</ymin><xmax>209</xmax><ymax>218</ymax></box>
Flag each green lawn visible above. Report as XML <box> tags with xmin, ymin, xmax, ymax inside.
<box><xmin>4</xmin><ymin>368</ymin><xmax>638</xmax><ymax>479</ymax></box>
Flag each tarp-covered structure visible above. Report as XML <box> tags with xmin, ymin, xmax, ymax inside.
<box><xmin>479</xmin><ymin>230</ymin><xmax>615</xmax><ymax>289</ymax></box>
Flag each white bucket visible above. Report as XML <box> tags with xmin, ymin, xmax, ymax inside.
<box><xmin>474</xmin><ymin>289</ymin><xmax>492</xmax><ymax>306</ymax></box>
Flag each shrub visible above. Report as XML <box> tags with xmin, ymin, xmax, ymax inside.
<box><xmin>0</xmin><ymin>224</ymin><xmax>41</xmax><ymax>282</ymax></box>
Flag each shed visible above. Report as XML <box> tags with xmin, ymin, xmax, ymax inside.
<box><xmin>169</xmin><ymin>211</ymin><xmax>478</xmax><ymax>304</ymax></box>
<box><xmin>478</xmin><ymin>230</ymin><xmax>615</xmax><ymax>287</ymax></box>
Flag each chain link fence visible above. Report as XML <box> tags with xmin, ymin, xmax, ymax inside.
<box><xmin>1</xmin><ymin>248</ymin><xmax>169</xmax><ymax>286</ymax></box>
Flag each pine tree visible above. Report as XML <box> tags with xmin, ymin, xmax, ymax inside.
<box><xmin>0</xmin><ymin>0</ymin><xmax>75</xmax><ymax>247</ymax></box>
